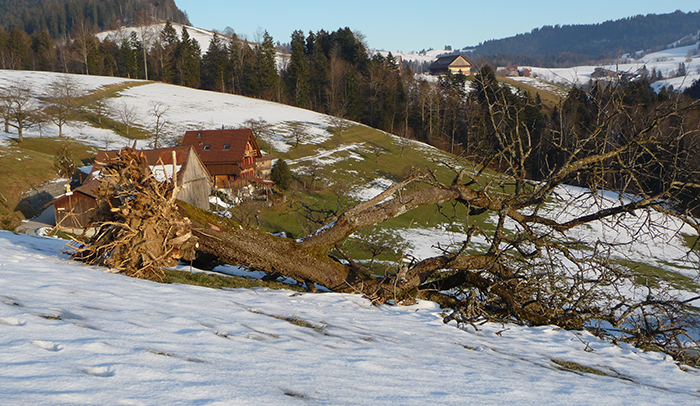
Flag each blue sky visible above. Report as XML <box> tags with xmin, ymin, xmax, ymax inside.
<box><xmin>176</xmin><ymin>1</ymin><xmax>700</xmax><ymax>52</ymax></box>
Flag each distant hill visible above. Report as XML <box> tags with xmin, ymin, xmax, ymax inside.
<box><xmin>0</xmin><ymin>0</ymin><xmax>190</xmax><ymax>38</ymax></box>
<box><xmin>468</xmin><ymin>10</ymin><xmax>700</xmax><ymax>67</ymax></box>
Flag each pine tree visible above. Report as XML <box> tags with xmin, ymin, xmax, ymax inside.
<box><xmin>175</xmin><ymin>27</ymin><xmax>200</xmax><ymax>88</ymax></box>
<box><xmin>7</xmin><ymin>28</ymin><xmax>31</xmax><ymax>69</ymax></box>
<box><xmin>255</xmin><ymin>30</ymin><xmax>279</xmax><ymax>99</ymax></box>
<box><xmin>159</xmin><ymin>20</ymin><xmax>179</xmax><ymax>83</ymax></box>
<box><xmin>30</xmin><ymin>29</ymin><xmax>54</xmax><ymax>71</ymax></box>
<box><xmin>286</xmin><ymin>30</ymin><xmax>310</xmax><ymax>107</ymax></box>
<box><xmin>202</xmin><ymin>33</ymin><xmax>228</xmax><ymax>92</ymax></box>
<box><xmin>307</xmin><ymin>31</ymin><xmax>330</xmax><ymax>112</ymax></box>
<box><xmin>119</xmin><ymin>38</ymin><xmax>138</xmax><ymax>78</ymax></box>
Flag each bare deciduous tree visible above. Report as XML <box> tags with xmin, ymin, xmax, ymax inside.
<box><xmin>135</xmin><ymin>12</ymin><xmax>156</xmax><ymax>81</ymax></box>
<box><xmin>286</xmin><ymin>121</ymin><xmax>308</xmax><ymax>147</ymax></box>
<box><xmin>149</xmin><ymin>101</ymin><xmax>169</xmax><ymax>148</ymax></box>
<box><xmin>0</xmin><ymin>80</ymin><xmax>39</xmax><ymax>142</ymax></box>
<box><xmin>45</xmin><ymin>75</ymin><xmax>82</xmax><ymax>137</ymax></box>
<box><xmin>72</xmin><ymin>18</ymin><xmax>95</xmax><ymax>75</ymax></box>
<box><xmin>115</xmin><ymin>101</ymin><xmax>139</xmax><ymax>137</ymax></box>
<box><xmin>90</xmin><ymin>92</ymin><xmax>108</xmax><ymax>125</ymax></box>
<box><xmin>243</xmin><ymin>117</ymin><xmax>272</xmax><ymax>140</ymax></box>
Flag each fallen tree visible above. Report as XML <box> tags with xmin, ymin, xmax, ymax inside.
<box><xmin>74</xmin><ymin>80</ymin><xmax>700</xmax><ymax>363</ymax></box>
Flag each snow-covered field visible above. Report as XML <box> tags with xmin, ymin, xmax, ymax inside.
<box><xmin>515</xmin><ymin>42</ymin><xmax>700</xmax><ymax>93</ymax></box>
<box><xmin>2</xmin><ymin>231</ymin><xmax>700</xmax><ymax>405</ymax></box>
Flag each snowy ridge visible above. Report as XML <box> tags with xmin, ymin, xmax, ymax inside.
<box><xmin>517</xmin><ymin>42</ymin><xmax>700</xmax><ymax>93</ymax></box>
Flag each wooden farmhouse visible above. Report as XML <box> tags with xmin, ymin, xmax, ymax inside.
<box><xmin>181</xmin><ymin>129</ymin><xmax>265</xmax><ymax>189</ymax></box>
<box><xmin>49</xmin><ymin>146</ymin><xmax>211</xmax><ymax>231</ymax></box>
<box><xmin>428</xmin><ymin>54</ymin><xmax>472</xmax><ymax>76</ymax></box>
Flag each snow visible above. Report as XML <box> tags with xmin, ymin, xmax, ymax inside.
<box><xmin>96</xmin><ymin>23</ymin><xmax>221</xmax><ymax>56</ymax></box>
<box><xmin>375</xmin><ymin>48</ymin><xmax>451</xmax><ymax>64</ymax></box>
<box><xmin>2</xmin><ymin>230</ymin><xmax>700</xmax><ymax>405</ymax></box>
<box><xmin>518</xmin><ymin>42</ymin><xmax>700</xmax><ymax>93</ymax></box>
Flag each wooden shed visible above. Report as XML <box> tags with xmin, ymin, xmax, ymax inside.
<box><xmin>49</xmin><ymin>180</ymin><xmax>99</xmax><ymax>230</ymax></box>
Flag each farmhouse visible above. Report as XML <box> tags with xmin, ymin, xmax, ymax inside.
<box><xmin>49</xmin><ymin>146</ymin><xmax>211</xmax><ymax>231</ymax></box>
<box><xmin>181</xmin><ymin>129</ymin><xmax>266</xmax><ymax>189</ymax></box>
<box><xmin>428</xmin><ymin>54</ymin><xmax>472</xmax><ymax>76</ymax></box>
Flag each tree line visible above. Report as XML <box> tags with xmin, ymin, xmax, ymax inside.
<box><xmin>0</xmin><ymin>0</ymin><xmax>189</xmax><ymax>39</ymax></box>
<box><xmin>469</xmin><ymin>10</ymin><xmax>700</xmax><ymax>67</ymax></box>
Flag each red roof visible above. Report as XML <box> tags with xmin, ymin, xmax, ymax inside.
<box><xmin>181</xmin><ymin>129</ymin><xmax>262</xmax><ymax>164</ymax></box>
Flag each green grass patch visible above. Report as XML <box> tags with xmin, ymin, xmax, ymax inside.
<box><xmin>270</xmin><ymin>314</ymin><xmax>327</xmax><ymax>331</ymax></box>
<box><xmin>551</xmin><ymin>359</ymin><xmax>610</xmax><ymax>376</ymax></box>
<box><xmin>615</xmin><ymin>259</ymin><xmax>700</xmax><ymax>291</ymax></box>
<box><xmin>162</xmin><ymin>269</ymin><xmax>306</xmax><ymax>292</ymax></box>
<box><xmin>681</xmin><ymin>234</ymin><xmax>699</xmax><ymax>251</ymax></box>
<box><xmin>0</xmin><ymin>137</ymin><xmax>98</xmax><ymax>228</ymax></box>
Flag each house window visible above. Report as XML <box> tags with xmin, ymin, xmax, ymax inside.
<box><xmin>203</xmin><ymin>145</ymin><xmax>211</xmax><ymax>151</ymax></box>
<box><xmin>223</xmin><ymin>144</ymin><xmax>230</xmax><ymax>150</ymax></box>
<box><xmin>197</xmin><ymin>132</ymin><xmax>202</xmax><ymax>137</ymax></box>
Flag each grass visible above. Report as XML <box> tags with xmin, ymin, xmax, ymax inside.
<box><xmin>615</xmin><ymin>259</ymin><xmax>700</xmax><ymax>291</ymax></box>
<box><xmin>75</xmin><ymin>81</ymin><xmax>153</xmax><ymax>140</ymax></box>
<box><xmin>681</xmin><ymin>233</ymin><xmax>699</xmax><ymax>251</ymax></box>
<box><xmin>551</xmin><ymin>359</ymin><xmax>610</xmax><ymax>376</ymax></box>
<box><xmin>499</xmin><ymin>76</ymin><xmax>565</xmax><ymax>112</ymax></box>
<box><xmin>0</xmin><ymin>137</ymin><xmax>97</xmax><ymax>229</ymax></box>
<box><xmin>256</xmin><ymin>123</ymin><xmax>497</xmax><ymax>240</ymax></box>
<box><xmin>162</xmin><ymin>268</ymin><xmax>306</xmax><ymax>292</ymax></box>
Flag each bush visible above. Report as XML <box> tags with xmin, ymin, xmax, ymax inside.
<box><xmin>271</xmin><ymin>159</ymin><xmax>292</xmax><ymax>190</ymax></box>
<box><xmin>53</xmin><ymin>144</ymin><xmax>76</xmax><ymax>178</ymax></box>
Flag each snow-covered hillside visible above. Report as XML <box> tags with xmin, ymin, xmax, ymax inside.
<box><xmin>96</xmin><ymin>22</ymin><xmax>221</xmax><ymax>56</ymax></box>
<box><xmin>1</xmin><ymin>230</ymin><xmax>699</xmax><ymax>405</ymax></box>
<box><xmin>515</xmin><ymin>42</ymin><xmax>700</xmax><ymax>93</ymax></box>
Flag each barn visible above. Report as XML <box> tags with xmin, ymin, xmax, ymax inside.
<box><xmin>428</xmin><ymin>54</ymin><xmax>472</xmax><ymax>76</ymax></box>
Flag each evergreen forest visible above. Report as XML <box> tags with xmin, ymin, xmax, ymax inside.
<box><xmin>469</xmin><ymin>10</ymin><xmax>700</xmax><ymax>67</ymax></box>
<box><xmin>0</xmin><ymin>0</ymin><xmax>189</xmax><ymax>38</ymax></box>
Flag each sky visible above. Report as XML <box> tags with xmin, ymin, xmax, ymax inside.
<box><xmin>175</xmin><ymin>1</ymin><xmax>700</xmax><ymax>52</ymax></box>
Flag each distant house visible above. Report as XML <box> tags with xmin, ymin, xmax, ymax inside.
<box><xmin>428</xmin><ymin>54</ymin><xmax>472</xmax><ymax>76</ymax></box>
<box><xmin>496</xmin><ymin>66</ymin><xmax>519</xmax><ymax>77</ymax></box>
<box><xmin>181</xmin><ymin>129</ymin><xmax>266</xmax><ymax>189</ymax></box>
<box><xmin>49</xmin><ymin>146</ymin><xmax>211</xmax><ymax>231</ymax></box>
<box><xmin>591</xmin><ymin>67</ymin><xmax>617</xmax><ymax>79</ymax></box>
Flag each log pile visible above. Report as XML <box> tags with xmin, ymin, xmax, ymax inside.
<box><xmin>72</xmin><ymin>148</ymin><xmax>198</xmax><ymax>280</ymax></box>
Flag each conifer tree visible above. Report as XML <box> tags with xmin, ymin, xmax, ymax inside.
<box><xmin>30</xmin><ymin>29</ymin><xmax>54</xmax><ymax>71</ymax></box>
<box><xmin>175</xmin><ymin>27</ymin><xmax>201</xmax><ymax>88</ymax></box>
<box><xmin>119</xmin><ymin>38</ymin><xmax>138</xmax><ymax>79</ymax></box>
<box><xmin>286</xmin><ymin>30</ymin><xmax>310</xmax><ymax>107</ymax></box>
<box><xmin>159</xmin><ymin>20</ymin><xmax>179</xmax><ymax>83</ymax></box>
<box><xmin>255</xmin><ymin>30</ymin><xmax>278</xmax><ymax>99</ymax></box>
<box><xmin>202</xmin><ymin>33</ymin><xmax>228</xmax><ymax>92</ymax></box>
